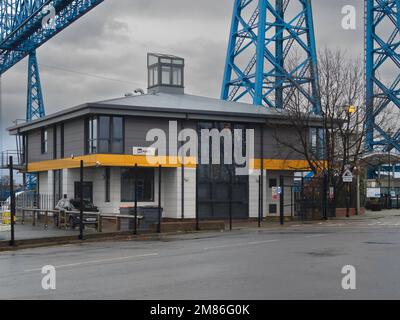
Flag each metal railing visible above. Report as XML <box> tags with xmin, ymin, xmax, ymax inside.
<box><xmin>0</xmin><ymin>200</ymin><xmax>8</xmax><ymax>212</ymax></box>
<box><xmin>12</xmin><ymin>193</ymin><xmax>63</xmax><ymax>211</ymax></box>
<box><xmin>0</xmin><ymin>150</ymin><xmax>23</xmax><ymax>169</ymax></box>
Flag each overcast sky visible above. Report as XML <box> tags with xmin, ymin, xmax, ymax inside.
<box><xmin>0</xmin><ymin>0</ymin><xmax>365</xmax><ymax>151</ymax></box>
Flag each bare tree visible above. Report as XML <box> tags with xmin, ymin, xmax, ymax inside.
<box><xmin>272</xmin><ymin>48</ymin><xmax>367</xmax><ymax>193</ymax></box>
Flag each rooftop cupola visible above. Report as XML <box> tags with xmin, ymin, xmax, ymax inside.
<box><xmin>147</xmin><ymin>53</ymin><xmax>185</xmax><ymax>94</ymax></box>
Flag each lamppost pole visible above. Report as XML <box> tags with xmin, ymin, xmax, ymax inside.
<box><xmin>79</xmin><ymin>160</ymin><xmax>84</xmax><ymax>240</ymax></box>
<box><xmin>9</xmin><ymin>156</ymin><xmax>15</xmax><ymax>246</ymax></box>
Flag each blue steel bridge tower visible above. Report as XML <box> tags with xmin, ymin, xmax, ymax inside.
<box><xmin>365</xmin><ymin>0</ymin><xmax>400</xmax><ymax>153</ymax></box>
<box><xmin>221</xmin><ymin>0</ymin><xmax>320</xmax><ymax>114</ymax></box>
<box><xmin>0</xmin><ymin>0</ymin><xmax>104</xmax><ymax>189</ymax></box>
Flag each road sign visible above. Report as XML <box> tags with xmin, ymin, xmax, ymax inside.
<box><xmin>367</xmin><ymin>188</ymin><xmax>381</xmax><ymax>198</ymax></box>
<box><xmin>342</xmin><ymin>169</ymin><xmax>353</xmax><ymax>183</ymax></box>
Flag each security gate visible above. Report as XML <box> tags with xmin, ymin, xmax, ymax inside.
<box><xmin>282</xmin><ymin>175</ymin><xmax>333</xmax><ymax>221</ymax></box>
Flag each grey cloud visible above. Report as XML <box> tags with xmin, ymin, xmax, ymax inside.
<box><xmin>0</xmin><ymin>0</ymin><xmax>383</xmax><ymax>152</ymax></box>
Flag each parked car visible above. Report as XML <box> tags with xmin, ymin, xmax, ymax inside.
<box><xmin>55</xmin><ymin>198</ymin><xmax>99</xmax><ymax>229</ymax></box>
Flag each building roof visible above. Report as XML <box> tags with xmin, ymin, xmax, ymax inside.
<box><xmin>8</xmin><ymin>92</ymin><xmax>323</xmax><ymax>134</ymax></box>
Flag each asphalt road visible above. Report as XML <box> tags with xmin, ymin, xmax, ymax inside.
<box><xmin>1</xmin><ymin>215</ymin><xmax>400</xmax><ymax>300</ymax></box>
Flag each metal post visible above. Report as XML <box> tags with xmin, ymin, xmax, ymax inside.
<box><xmin>181</xmin><ymin>163</ymin><xmax>185</xmax><ymax>220</ymax></box>
<box><xmin>134</xmin><ymin>163</ymin><xmax>138</xmax><ymax>235</ymax></box>
<box><xmin>323</xmin><ymin>173</ymin><xmax>328</xmax><ymax>220</ymax></box>
<box><xmin>79</xmin><ymin>160</ymin><xmax>84</xmax><ymax>240</ymax></box>
<box><xmin>346</xmin><ymin>183</ymin><xmax>350</xmax><ymax>218</ymax></box>
<box><xmin>9</xmin><ymin>157</ymin><xmax>15</xmax><ymax>246</ymax></box>
<box><xmin>356</xmin><ymin>169</ymin><xmax>360</xmax><ymax>215</ymax></box>
<box><xmin>301</xmin><ymin>177</ymin><xmax>304</xmax><ymax>221</ymax></box>
<box><xmin>279</xmin><ymin>175</ymin><xmax>284</xmax><ymax>225</ymax></box>
<box><xmin>229</xmin><ymin>170</ymin><xmax>233</xmax><ymax>231</ymax></box>
<box><xmin>388</xmin><ymin>150</ymin><xmax>391</xmax><ymax>209</ymax></box>
<box><xmin>260</xmin><ymin>125</ymin><xmax>264</xmax><ymax>227</ymax></box>
<box><xmin>195</xmin><ymin>163</ymin><xmax>199</xmax><ymax>231</ymax></box>
<box><xmin>158</xmin><ymin>165</ymin><xmax>162</xmax><ymax>234</ymax></box>
<box><xmin>258</xmin><ymin>176</ymin><xmax>261</xmax><ymax>227</ymax></box>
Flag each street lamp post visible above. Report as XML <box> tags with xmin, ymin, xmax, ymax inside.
<box><xmin>79</xmin><ymin>160</ymin><xmax>84</xmax><ymax>240</ymax></box>
<box><xmin>344</xmin><ymin>105</ymin><xmax>356</xmax><ymax>218</ymax></box>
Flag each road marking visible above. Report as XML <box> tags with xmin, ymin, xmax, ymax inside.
<box><xmin>204</xmin><ymin>239</ymin><xmax>278</xmax><ymax>250</ymax></box>
<box><xmin>305</xmin><ymin>234</ymin><xmax>328</xmax><ymax>238</ymax></box>
<box><xmin>23</xmin><ymin>253</ymin><xmax>159</xmax><ymax>272</ymax></box>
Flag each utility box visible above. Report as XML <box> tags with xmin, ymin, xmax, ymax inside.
<box><xmin>138</xmin><ymin>206</ymin><xmax>163</xmax><ymax>231</ymax></box>
<box><xmin>118</xmin><ymin>206</ymin><xmax>162</xmax><ymax>231</ymax></box>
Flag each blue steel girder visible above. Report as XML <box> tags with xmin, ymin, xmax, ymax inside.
<box><xmin>221</xmin><ymin>0</ymin><xmax>320</xmax><ymax>114</ymax></box>
<box><xmin>0</xmin><ymin>0</ymin><xmax>104</xmax><ymax>75</ymax></box>
<box><xmin>26</xmin><ymin>50</ymin><xmax>44</xmax><ymax>121</ymax></box>
<box><xmin>398</xmin><ymin>0</ymin><xmax>400</xmax><ymax>27</ymax></box>
<box><xmin>366</xmin><ymin>0</ymin><xmax>400</xmax><ymax>152</ymax></box>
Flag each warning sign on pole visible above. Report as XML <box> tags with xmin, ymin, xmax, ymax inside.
<box><xmin>342</xmin><ymin>169</ymin><xmax>353</xmax><ymax>183</ymax></box>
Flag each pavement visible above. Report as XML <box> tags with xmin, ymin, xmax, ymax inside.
<box><xmin>0</xmin><ymin>210</ymin><xmax>400</xmax><ymax>300</ymax></box>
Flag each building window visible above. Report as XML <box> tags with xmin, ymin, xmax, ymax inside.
<box><xmin>53</xmin><ymin>125</ymin><xmax>57</xmax><ymax>159</ymax></box>
<box><xmin>148</xmin><ymin>66</ymin><xmax>158</xmax><ymax>87</ymax></box>
<box><xmin>121</xmin><ymin>168</ymin><xmax>154</xmax><ymax>202</ymax></box>
<box><xmin>86</xmin><ymin>116</ymin><xmax>124</xmax><ymax>154</ymax></box>
<box><xmin>105</xmin><ymin>168</ymin><xmax>110</xmax><ymax>203</ymax></box>
<box><xmin>86</xmin><ymin>116</ymin><xmax>98</xmax><ymax>154</ymax></box>
<box><xmin>60</xmin><ymin>123</ymin><xmax>65</xmax><ymax>158</ymax></box>
<box><xmin>172</xmin><ymin>67</ymin><xmax>182</xmax><ymax>86</ymax></box>
<box><xmin>98</xmin><ymin>116</ymin><xmax>110</xmax><ymax>153</ymax></box>
<box><xmin>41</xmin><ymin>128</ymin><xmax>48</xmax><ymax>154</ymax></box>
<box><xmin>269</xmin><ymin>204</ymin><xmax>277</xmax><ymax>214</ymax></box>
<box><xmin>310</xmin><ymin>127</ymin><xmax>325</xmax><ymax>160</ymax></box>
<box><xmin>147</xmin><ymin>53</ymin><xmax>184</xmax><ymax>88</ymax></box>
<box><xmin>161</xmin><ymin>66</ymin><xmax>171</xmax><ymax>85</ymax></box>
<box><xmin>269</xmin><ymin>179</ymin><xmax>277</xmax><ymax>188</ymax></box>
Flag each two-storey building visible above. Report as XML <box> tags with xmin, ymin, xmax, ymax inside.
<box><xmin>7</xmin><ymin>53</ymin><xmax>324</xmax><ymax>220</ymax></box>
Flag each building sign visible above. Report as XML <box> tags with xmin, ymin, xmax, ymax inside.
<box><xmin>366</xmin><ymin>188</ymin><xmax>381</xmax><ymax>198</ymax></box>
<box><xmin>272</xmin><ymin>187</ymin><xmax>279</xmax><ymax>201</ymax></box>
<box><xmin>132</xmin><ymin>147</ymin><xmax>156</xmax><ymax>156</ymax></box>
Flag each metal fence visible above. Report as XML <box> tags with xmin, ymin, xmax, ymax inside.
<box><xmin>0</xmin><ymin>151</ymin><xmax>23</xmax><ymax>169</ymax></box>
<box><xmin>280</xmin><ymin>175</ymin><xmax>338</xmax><ymax>221</ymax></box>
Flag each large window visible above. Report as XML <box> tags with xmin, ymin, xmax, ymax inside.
<box><xmin>86</xmin><ymin>116</ymin><xmax>124</xmax><ymax>154</ymax></box>
<box><xmin>121</xmin><ymin>168</ymin><xmax>154</xmax><ymax>202</ymax></box>
<box><xmin>197</xmin><ymin>122</ymin><xmax>249</xmax><ymax>219</ymax></box>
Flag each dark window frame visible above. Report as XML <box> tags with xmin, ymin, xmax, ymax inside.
<box><xmin>147</xmin><ymin>54</ymin><xmax>184</xmax><ymax>89</ymax></box>
<box><xmin>41</xmin><ymin>128</ymin><xmax>48</xmax><ymax>154</ymax></box>
<box><xmin>85</xmin><ymin>115</ymin><xmax>125</xmax><ymax>155</ymax></box>
<box><xmin>120</xmin><ymin>167</ymin><xmax>155</xmax><ymax>203</ymax></box>
<box><xmin>196</xmin><ymin>121</ymin><xmax>249</xmax><ymax>219</ymax></box>
<box><xmin>53</xmin><ymin>125</ymin><xmax>57</xmax><ymax>159</ymax></box>
<box><xmin>60</xmin><ymin>123</ymin><xmax>65</xmax><ymax>158</ymax></box>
